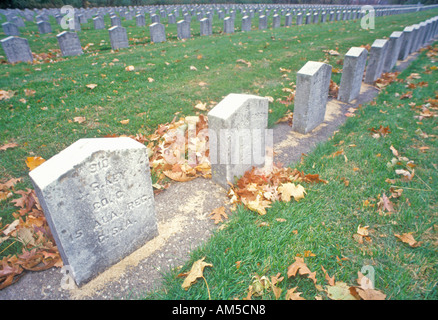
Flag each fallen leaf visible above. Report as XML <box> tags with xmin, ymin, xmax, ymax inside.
<box><xmin>181</xmin><ymin>257</ymin><xmax>213</xmax><ymax>290</ymax></box>
<box><xmin>125</xmin><ymin>65</ymin><xmax>135</xmax><ymax>71</ymax></box>
<box><xmin>394</xmin><ymin>233</ymin><xmax>422</xmax><ymax>247</ymax></box>
<box><xmin>73</xmin><ymin>116</ymin><xmax>86</xmax><ymax>124</ymax></box>
<box><xmin>326</xmin><ymin>282</ymin><xmax>358</xmax><ymax>300</ymax></box>
<box><xmin>0</xmin><ymin>142</ymin><xmax>18</xmax><ymax>151</ymax></box>
<box><xmin>287</xmin><ymin>257</ymin><xmax>317</xmax><ymax>284</ymax></box>
<box><xmin>236</xmin><ymin>59</ymin><xmax>251</xmax><ymax>67</ymax></box>
<box><xmin>0</xmin><ymin>90</ymin><xmax>15</xmax><ymax>101</ymax></box>
<box><xmin>25</xmin><ymin>156</ymin><xmax>45</xmax><ymax>171</ymax></box>
<box><xmin>189</xmin><ymin>65</ymin><xmax>198</xmax><ymax>71</ymax></box>
<box><xmin>119</xmin><ymin>119</ymin><xmax>130</xmax><ymax>125</ymax></box>
<box><xmin>85</xmin><ymin>84</ymin><xmax>97</xmax><ymax>89</ymax></box>
<box><xmin>209</xmin><ymin>206</ymin><xmax>228</xmax><ymax>224</ymax></box>
<box><xmin>285</xmin><ymin>287</ymin><xmax>305</xmax><ymax>300</ymax></box>
<box><xmin>278</xmin><ymin>183</ymin><xmax>306</xmax><ymax>202</ymax></box>
<box><xmin>321</xmin><ymin>266</ymin><xmax>335</xmax><ymax>286</ymax></box>
<box><xmin>194</xmin><ymin>102</ymin><xmax>207</xmax><ymax>111</ymax></box>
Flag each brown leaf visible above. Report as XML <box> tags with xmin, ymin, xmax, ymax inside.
<box><xmin>209</xmin><ymin>206</ymin><xmax>228</xmax><ymax>224</ymax></box>
<box><xmin>73</xmin><ymin>116</ymin><xmax>86</xmax><ymax>124</ymax></box>
<box><xmin>0</xmin><ymin>142</ymin><xmax>18</xmax><ymax>151</ymax></box>
<box><xmin>394</xmin><ymin>233</ymin><xmax>422</xmax><ymax>247</ymax></box>
<box><xmin>321</xmin><ymin>266</ymin><xmax>335</xmax><ymax>286</ymax></box>
<box><xmin>181</xmin><ymin>257</ymin><xmax>213</xmax><ymax>290</ymax></box>
<box><xmin>285</xmin><ymin>287</ymin><xmax>305</xmax><ymax>300</ymax></box>
<box><xmin>287</xmin><ymin>257</ymin><xmax>317</xmax><ymax>284</ymax></box>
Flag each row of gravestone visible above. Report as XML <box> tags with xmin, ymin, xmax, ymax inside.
<box><xmin>26</xmin><ymin>14</ymin><xmax>438</xmax><ymax>287</ymax></box>
<box><xmin>1</xmin><ymin>3</ymin><xmax>434</xmax><ymax>26</ymax></box>
<box><xmin>3</xmin><ymin>4</ymin><xmax>438</xmax><ymax>64</ymax></box>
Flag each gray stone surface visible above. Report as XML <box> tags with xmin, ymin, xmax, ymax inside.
<box><xmin>241</xmin><ymin>16</ymin><xmax>251</xmax><ymax>32</ymax></box>
<box><xmin>259</xmin><ymin>15</ymin><xmax>267</xmax><ymax>30</ymax></box>
<box><xmin>110</xmin><ymin>15</ymin><xmax>121</xmax><ymax>27</ymax></box>
<box><xmin>136</xmin><ymin>14</ymin><xmax>145</xmax><ymax>27</ymax></box>
<box><xmin>37</xmin><ymin>21</ymin><xmax>51</xmax><ymax>34</ymax></box>
<box><xmin>149</xmin><ymin>22</ymin><xmax>166</xmax><ymax>43</ymax></box>
<box><xmin>29</xmin><ymin>137</ymin><xmax>158</xmax><ymax>286</ymax></box>
<box><xmin>57</xmin><ymin>31</ymin><xmax>83</xmax><ymax>57</ymax></box>
<box><xmin>208</xmin><ymin>94</ymin><xmax>269</xmax><ymax>189</ymax></box>
<box><xmin>296</xmin><ymin>12</ymin><xmax>303</xmax><ymax>25</ymax></box>
<box><xmin>108</xmin><ymin>25</ymin><xmax>129</xmax><ymax>50</ymax></box>
<box><xmin>292</xmin><ymin>61</ymin><xmax>332</xmax><ymax>134</ymax></box>
<box><xmin>177</xmin><ymin>20</ymin><xmax>190</xmax><ymax>40</ymax></box>
<box><xmin>364</xmin><ymin>39</ymin><xmax>388</xmax><ymax>84</ymax></box>
<box><xmin>199</xmin><ymin>18</ymin><xmax>212</xmax><ymax>36</ymax></box>
<box><xmin>1</xmin><ymin>36</ymin><xmax>33</xmax><ymax>63</ymax></box>
<box><xmin>93</xmin><ymin>16</ymin><xmax>105</xmax><ymax>30</ymax></box>
<box><xmin>272</xmin><ymin>14</ymin><xmax>280</xmax><ymax>28</ymax></box>
<box><xmin>338</xmin><ymin>47</ymin><xmax>368</xmax><ymax>103</ymax></box>
<box><xmin>2</xmin><ymin>22</ymin><xmax>19</xmax><ymax>36</ymax></box>
<box><xmin>285</xmin><ymin>13</ymin><xmax>292</xmax><ymax>27</ymax></box>
<box><xmin>399</xmin><ymin>26</ymin><xmax>414</xmax><ymax>60</ymax></box>
<box><xmin>223</xmin><ymin>16</ymin><xmax>234</xmax><ymax>34</ymax></box>
<box><xmin>383</xmin><ymin>31</ymin><xmax>404</xmax><ymax>72</ymax></box>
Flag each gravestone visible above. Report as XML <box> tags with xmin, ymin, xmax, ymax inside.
<box><xmin>57</xmin><ymin>31</ymin><xmax>83</xmax><ymax>57</ymax></box>
<box><xmin>136</xmin><ymin>14</ymin><xmax>145</xmax><ymax>27</ymax></box>
<box><xmin>200</xmin><ymin>18</ymin><xmax>212</xmax><ymax>36</ymax></box>
<box><xmin>177</xmin><ymin>20</ymin><xmax>190</xmax><ymax>40</ymax></box>
<box><xmin>305</xmin><ymin>13</ymin><xmax>311</xmax><ymax>24</ymax></box>
<box><xmin>383</xmin><ymin>31</ymin><xmax>404</xmax><ymax>72</ymax></box>
<box><xmin>272</xmin><ymin>14</ymin><xmax>280</xmax><ymax>28</ymax></box>
<box><xmin>37</xmin><ymin>20</ymin><xmax>51</xmax><ymax>34</ymax></box>
<box><xmin>292</xmin><ymin>61</ymin><xmax>332</xmax><ymax>134</ymax></box>
<box><xmin>168</xmin><ymin>14</ymin><xmax>176</xmax><ymax>24</ymax></box>
<box><xmin>399</xmin><ymin>26</ymin><xmax>414</xmax><ymax>60</ymax></box>
<box><xmin>410</xmin><ymin>24</ymin><xmax>421</xmax><ymax>54</ymax></box>
<box><xmin>149</xmin><ymin>22</ymin><xmax>166</xmax><ymax>43</ymax></box>
<box><xmin>223</xmin><ymin>16</ymin><xmax>234</xmax><ymax>34</ymax></box>
<box><xmin>93</xmin><ymin>16</ymin><xmax>105</xmax><ymax>30</ymax></box>
<box><xmin>285</xmin><ymin>13</ymin><xmax>292</xmax><ymax>27</ymax></box>
<box><xmin>364</xmin><ymin>39</ymin><xmax>388</xmax><ymax>84</ymax></box>
<box><xmin>110</xmin><ymin>15</ymin><xmax>121</xmax><ymax>27</ymax></box>
<box><xmin>108</xmin><ymin>25</ymin><xmax>129</xmax><ymax>50</ymax></box>
<box><xmin>312</xmin><ymin>12</ymin><xmax>319</xmax><ymax>24</ymax></box>
<box><xmin>208</xmin><ymin>94</ymin><xmax>269</xmax><ymax>189</ymax></box>
<box><xmin>259</xmin><ymin>15</ymin><xmax>267</xmax><ymax>30</ymax></box>
<box><xmin>296</xmin><ymin>13</ymin><xmax>303</xmax><ymax>25</ymax></box>
<box><xmin>1</xmin><ymin>36</ymin><xmax>33</xmax><ymax>63</ymax></box>
<box><xmin>2</xmin><ymin>22</ymin><xmax>19</xmax><ymax>36</ymax></box>
<box><xmin>338</xmin><ymin>47</ymin><xmax>368</xmax><ymax>103</ymax></box>
<box><xmin>241</xmin><ymin>15</ymin><xmax>251</xmax><ymax>31</ymax></box>
<box><xmin>151</xmin><ymin>14</ymin><xmax>160</xmax><ymax>23</ymax></box>
<box><xmin>29</xmin><ymin>137</ymin><xmax>158</xmax><ymax>286</ymax></box>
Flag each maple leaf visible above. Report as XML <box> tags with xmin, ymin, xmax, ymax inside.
<box><xmin>209</xmin><ymin>206</ymin><xmax>228</xmax><ymax>224</ymax></box>
<box><xmin>278</xmin><ymin>183</ymin><xmax>306</xmax><ymax>202</ymax></box>
<box><xmin>73</xmin><ymin>116</ymin><xmax>86</xmax><ymax>124</ymax></box>
<box><xmin>25</xmin><ymin>156</ymin><xmax>46</xmax><ymax>171</ymax></box>
<box><xmin>181</xmin><ymin>257</ymin><xmax>213</xmax><ymax>290</ymax></box>
<box><xmin>378</xmin><ymin>193</ymin><xmax>395</xmax><ymax>213</ymax></box>
<box><xmin>394</xmin><ymin>233</ymin><xmax>422</xmax><ymax>247</ymax></box>
<box><xmin>326</xmin><ymin>281</ymin><xmax>358</xmax><ymax>300</ymax></box>
<box><xmin>285</xmin><ymin>287</ymin><xmax>306</xmax><ymax>300</ymax></box>
<box><xmin>244</xmin><ymin>194</ymin><xmax>271</xmax><ymax>215</ymax></box>
<box><xmin>321</xmin><ymin>266</ymin><xmax>335</xmax><ymax>286</ymax></box>
<box><xmin>287</xmin><ymin>257</ymin><xmax>317</xmax><ymax>284</ymax></box>
<box><xmin>0</xmin><ymin>90</ymin><xmax>15</xmax><ymax>101</ymax></box>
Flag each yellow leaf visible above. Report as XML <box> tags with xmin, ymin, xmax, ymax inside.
<box><xmin>125</xmin><ymin>65</ymin><xmax>135</xmax><ymax>71</ymax></box>
<box><xmin>25</xmin><ymin>156</ymin><xmax>46</xmax><ymax>171</ymax></box>
<box><xmin>194</xmin><ymin>102</ymin><xmax>207</xmax><ymax>111</ymax></box>
<box><xmin>181</xmin><ymin>257</ymin><xmax>213</xmax><ymax>290</ymax></box>
<box><xmin>285</xmin><ymin>287</ymin><xmax>306</xmax><ymax>300</ymax></box>
<box><xmin>394</xmin><ymin>232</ymin><xmax>422</xmax><ymax>247</ymax></box>
<box><xmin>119</xmin><ymin>119</ymin><xmax>130</xmax><ymax>125</ymax></box>
<box><xmin>73</xmin><ymin>116</ymin><xmax>86</xmax><ymax>124</ymax></box>
<box><xmin>278</xmin><ymin>183</ymin><xmax>306</xmax><ymax>202</ymax></box>
<box><xmin>245</xmin><ymin>194</ymin><xmax>271</xmax><ymax>215</ymax></box>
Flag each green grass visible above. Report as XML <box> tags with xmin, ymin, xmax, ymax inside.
<box><xmin>1</xmin><ymin>9</ymin><xmax>438</xmax><ymax>296</ymax></box>
<box><xmin>145</xmin><ymin>45</ymin><xmax>438</xmax><ymax>300</ymax></box>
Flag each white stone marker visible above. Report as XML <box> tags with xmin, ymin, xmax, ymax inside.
<box><xmin>29</xmin><ymin>137</ymin><xmax>158</xmax><ymax>286</ymax></box>
<box><xmin>292</xmin><ymin>61</ymin><xmax>332</xmax><ymax>134</ymax></box>
<box><xmin>338</xmin><ymin>47</ymin><xmax>368</xmax><ymax>103</ymax></box>
<box><xmin>383</xmin><ymin>31</ymin><xmax>404</xmax><ymax>72</ymax></box>
<box><xmin>208</xmin><ymin>94</ymin><xmax>269</xmax><ymax>189</ymax></box>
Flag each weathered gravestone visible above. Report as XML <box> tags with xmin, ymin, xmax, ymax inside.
<box><xmin>37</xmin><ymin>20</ymin><xmax>52</xmax><ymax>34</ymax></box>
<box><xmin>272</xmin><ymin>14</ymin><xmax>280</xmax><ymax>28</ymax></box>
<box><xmin>1</xmin><ymin>36</ymin><xmax>33</xmax><ymax>63</ymax></box>
<box><xmin>108</xmin><ymin>25</ymin><xmax>129</xmax><ymax>50</ymax></box>
<box><xmin>136</xmin><ymin>14</ymin><xmax>146</xmax><ymax>27</ymax></box>
<box><xmin>296</xmin><ymin>13</ymin><xmax>303</xmax><ymax>25</ymax></box>
<box><xmin>177</xmin><ymin>20</ymin><xmax>190</xmax><ymax>40</ymax></box>
<box><xmin>241</xmin><ymin>15</ymin><xmax>251</xmax><ymax>31</ymax></box>
<box><xmin>29</xmin><ymin>137</ymin><xmax>158</xmax><ymax>286</ymax></box>
<box><xmin>398</xmin><ymin>26</ymin><xmax>414</xmax><ymax>61</ymax></box>
<box><xmin>110</xmin><ymin>15</ymin><xmax>121</xmax><ymax>27</ymax></box>
<box><xmin>364</xmin><ymin>39</ymin><xmax>388</xmax><ymax>84</ymax></box>
<box><xmin>93</xmin><ymin>16</ymin><xmax>105</xmax><ymax>30</ymax></box>
<box><xmin>383</xmin><ymin>31</ymin><xmax>404</xmax><ymax>72</ymax></box>
<box><xmin>292</xmin><ymin>61</ymin><xmax>332</xmax><ymax>134</ymax></box>
<box><xmin>149</xmin><ymin>22</ymin><xmax>166</xmax><ymax>43</ymax></box>
<box><xmin>285</xmin><ymin>13</ymin><xmax>292</xmax><ymax>27</ymax></box>
<box><xmin>57</xmin><ymin>31</ymin><xmax>83</xmax><ymax>57</ymax></box>
<box><xmin>200</xmin><ymin>18</ymin><xmax>212</xmax><ymax>36</ymax></box>
<box><xmin>2</xmin><ymin>22</ymin><xmax>19</xmax><ymax>36</ymax></box>
<box><xmin>338</xmin><ymin>47</ymin><xmax>368</xmax><ymax>103</ymax></box>
<box><xmin>259</xmin><ymin>15</ymin><xmax>267</xmax><ymax>30</ymax></box>
<box><xmin>208</xmin><ymin>94</ymin><xmax>269</xmax><ymax>189</ymax></box>
<box><xmin>223</xmin><ymin>16</ymin><xmax>234</xmax><ymax>34</ymax></box>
